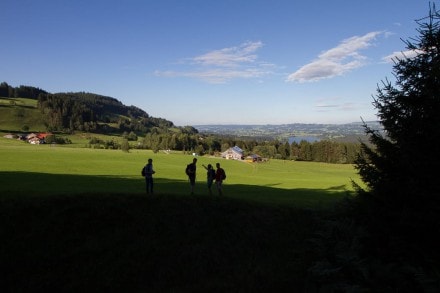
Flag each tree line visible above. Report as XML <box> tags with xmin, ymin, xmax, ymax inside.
<box><xmin>111</xmin><ymin>131</ymin><xmax>361</xmax><ymax>164</ymax></box>
<box><xmin>0</xmin><ymin>82</ymin><xmax>48</xmax><ymax>99</ymax></box>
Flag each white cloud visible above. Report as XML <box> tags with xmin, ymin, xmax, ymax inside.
<box><xmin>193</xmin><ymin>41</ymin><xmax>263</xmax><ymax>67</ymax></box>
<box><xmin>156</xmin><ymin>41</ymin><xmax>273</xmax><ymax>83</ymax></box>
<box><xmin>381</xmin><ymin>49</ymin><xmax>423</xmax><ymax>63</ymax></box>
<box><xmin>287</xmin><ymin>31</ymin><xmax>383</xmax><ymax>83</ymax></box>
<box><xmin>156</xmin><ymin>68</ymin><xmax>267</xmax><ymax>84</ymax></box>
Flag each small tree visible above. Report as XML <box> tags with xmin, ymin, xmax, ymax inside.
<box><xmin>127</xmin><ymin>131</ymin><xmax>137</xmax><ymax>141</ymax></box>
<box><xmin>121</xmin><ymin>139</ymin><xmax>130</xmax><ymax>153</ymax></box>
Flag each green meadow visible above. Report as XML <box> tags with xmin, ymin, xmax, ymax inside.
<box><xmin>0</xmin><ymin>137</ymin><xmax>361</xmax><ymax>208</ymax></box>
<box><xmin>0</xmin><ymin>97</ymin><xmax>46</xmax><ymax>132</ymax></box>
<box><xmin>0</xmin><ymin>137</ymin><xmax>364</xmax><ymax>291</ymax></box>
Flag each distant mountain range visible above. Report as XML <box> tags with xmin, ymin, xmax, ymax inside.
<box><xmin>194</xmin><ymin>121</ymin><xmax>382</xmax><ymax>142</ymax></box>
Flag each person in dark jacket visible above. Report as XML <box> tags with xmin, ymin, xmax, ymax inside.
<box><xmin>186</xmin><ymin>158</ymin><xmax>197</xmax><ymax>194</ymax></box>
<box><xmin>202</xmin><ymin>163</ymin><xmax>216</xmax><ymax>195</ymax></box>
<box><xmin>144</xmin><ymin>158</ymin><xmax>155</xmax><ymax>194</ymax></box>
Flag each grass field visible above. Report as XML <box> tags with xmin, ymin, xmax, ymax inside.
<box><xmin>0</xmin><ymin>137</ymin><xmax>361</xmax><ymax>208</ymax></box>
<box><xmin>0</xmin><ymin>136</ymin><xmax>363</xmax><ymax>291</ymax></box>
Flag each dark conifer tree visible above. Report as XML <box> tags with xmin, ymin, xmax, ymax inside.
<box><xmin>354</xmin><ymin>3</ymin><xmax>440</xmax><ymax>250</ymax></box>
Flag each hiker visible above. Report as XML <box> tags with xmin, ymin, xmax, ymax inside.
<box><xmin>186</xmin><ymin>158</ymin><xmax>197</xmax><ymax>194</ymax></box>
<box><xmin>143</xmin><ymin>158</ymin><xmax>155</xmax><ymax>194</ymax></box>
<box><xmin>202</xmin><ymin>163</ymin><xmax>216</xmax><ymax>195</ymax></box>
<box><xmin>215</xmin><ymin>162</ymin><xmax>226</xmax><ymax>196</ymax></box>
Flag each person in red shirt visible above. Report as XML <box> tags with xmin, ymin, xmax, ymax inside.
<box><xmin>215</xmin><ymin>162</ymin><xmax>226</xmax><ymax>196</ymax></box>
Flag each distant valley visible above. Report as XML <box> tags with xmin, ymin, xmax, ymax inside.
<box><xmin>195</xmin><ymin>121</ymin><xmax>382</xmax><ymax>142</ymax></box>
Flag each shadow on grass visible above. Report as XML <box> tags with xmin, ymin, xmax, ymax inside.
<box><xmin>0</xmin><ymin>171</ymin><xmax>352</xmax><ymax>291</ymax></box>
<box><xmin>0</xmin><ymin>171</ymin><xmax>353</xmax><ymax>209</ymax></box>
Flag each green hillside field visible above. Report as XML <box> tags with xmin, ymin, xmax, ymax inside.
<box><xmin>0</xmin><ymin>137</ymin><xmax>361</xmax><ymax>208</ymax></box>
<box><xmin>0</xmin><ymin>97</ymin><xmax>46</xmax><ymax>132</ymax></box>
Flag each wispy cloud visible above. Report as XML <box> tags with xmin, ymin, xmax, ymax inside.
<box><xmin>315</xmin><ymin>98</ymin><xmax>364</xmax><ymax>113</ymax></box>
<box><xmin>381</xmin><ymin>49</ymin><xmax>423</xmax><ymax>63</ymax></box>
<box><xmin>286</xmin><ymin>31</ymin><xmax>383</xmax><ymax>83</ymax></box>
<box><xmin>193</xmin><ymin>41</ymin><xmax>262</xmax><ymax>67</ymax></box>
<box><xmin>155</xmin><ymin>41</ymin><xmax>274</xmax><ymax>83</ymax></box>
<box><xmin>156</xmin><ymin>68</ymin><xmax>268</xmax><ymax>84</ymax></box>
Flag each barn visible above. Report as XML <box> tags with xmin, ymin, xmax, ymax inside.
<box><xmin>221</xmin><ymin>146</ymin><xmax>244</xmax><ymax>160</ymax></box>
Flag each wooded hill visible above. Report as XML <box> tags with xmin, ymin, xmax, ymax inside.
<box><xmin>0</xmin><ymin>82</ymin><xmax>194</xmax><ymax>135</ymax></box>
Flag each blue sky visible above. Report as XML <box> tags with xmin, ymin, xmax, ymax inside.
<box><xmin>0</xmin><ymin>0</ymin><xmax>433</xmax><ymax>126</ymax></box>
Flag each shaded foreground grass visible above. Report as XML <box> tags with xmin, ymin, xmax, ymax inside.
<box><xmin>0</xmin><ymin>171</ymin><xmax>351</xmax><ymax>209</ymax></box>
<box><xmin>1</xmin><ymin>192</ymin><xmax>321</xmax><ymax>292</ymax></box>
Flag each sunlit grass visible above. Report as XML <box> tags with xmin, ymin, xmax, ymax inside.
<box><xmin>0</xmin><ymin>137</ymin><xmax>363</xmax><ymax>208</ymax></box>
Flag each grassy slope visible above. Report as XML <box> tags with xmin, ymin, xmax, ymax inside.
<box><xmin>0</xmin><ymin>125</ymin><xmax>362</xmax><ymax>291</ymax></box>
<box><xmin>0</xmin><ymin>97</ymin><xmax>145</xmax><ymax>148</ymax></box>
<box><xmin>0</xmin><ymin>97</ymin><xmax>46</xmax><ymax>132</ymax></box>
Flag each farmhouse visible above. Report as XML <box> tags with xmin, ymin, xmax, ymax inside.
<box><xmin>245</xmin><ymin>154</ymin><xmax>262</xmax><ymax>162</ymax></box>
<box><xmin>28</xmin><ymin>137</ymin><xmax>41</xmax><ymax>144</ymax></box>
<box><xmin>26</xmin><ymin>133</ymin><xmax>38</xmax><ymax>140</ymax></box>
<box><xmin>26</xmin><ymin>132</ymin><xmax>52</xmax><ymax>144</ymax></box>
<box><xmin>36</xmin><ymin>132</ymin><xmax>51</xmax><ymax>141</ymax></box>
<box><xmin>221</xmin><ymin>146</ymin><xmax>244</xmax><ymax>160</ymax></box>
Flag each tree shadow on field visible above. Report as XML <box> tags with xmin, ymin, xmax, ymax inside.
<box><xmin>0</xmin><ymin>171</ymin><xmax>352</xmax><ymax>208</ymax></box>
<box><xmin>0</xmin><ymin>171</ymin><xmax>354</xmax><ymax>292</ymax></box>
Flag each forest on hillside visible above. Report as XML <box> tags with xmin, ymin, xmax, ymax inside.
<box><xmin>0</xmin><ymin>82</ymin><xmax>177</xmax><ymax>134</ymax></box>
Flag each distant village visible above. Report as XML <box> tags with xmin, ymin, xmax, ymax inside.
<box><xmin>3</xmin><ymin>132</ymin><xmax>52</xmax><ymax>144</ymax></box>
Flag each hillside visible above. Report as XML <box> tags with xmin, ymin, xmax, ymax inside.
<box><xmin>0</xmin><ymin>82</ymin><xmax>177</xmax><ymax>135</ymax></box>
<box><xmin>0</xmin><ymin>98</ymin><xmax>47</xmax><ymax>132</ymax></box>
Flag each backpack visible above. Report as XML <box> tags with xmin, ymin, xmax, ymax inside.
<box><xmin>141</xmin><ymin>166</ymin><xmax>146</xmax><ymax>176</ymax></box>
<box><xmin>185</xmin><ymin>164</ymin><xmax>192</xmax><ymax>176</ymax></box>
<box><xmin>220</xmin><ymin>168</ymin><xmax>226</xmax><ymax>180</ymax></box>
